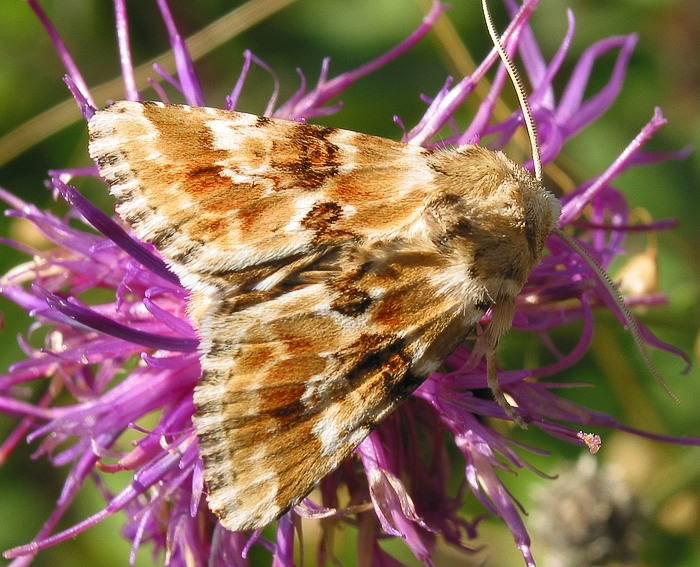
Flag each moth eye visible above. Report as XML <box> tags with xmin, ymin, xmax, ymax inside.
<box><xmin>524</xmin><ymin>218</ymin><xmax>540</xmax><ymax>258</ymax></box>
<box><xmin>436</xmin><ymin>235</ymin><xmax>451</xmax><ymax>248</ymax></box>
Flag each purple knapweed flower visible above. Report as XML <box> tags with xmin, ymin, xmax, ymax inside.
<box><xmin>1</xmin><ymin>1</ymin><xmax>697</xmax><ymax>566</ymax></box>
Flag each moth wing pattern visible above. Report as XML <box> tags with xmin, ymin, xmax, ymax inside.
<box><xmin>191</xmin><ymin>257</ymin><xmax>475</xmax><ymax>529</ymax></box>
<box><xmin>87</xmin><ymin>101</ymin><xmax>469</xmax><ymax>529</ymax></box>
<box><xmin>87</xmin><ymin>101</ymin><xmax>435</xmax><ymax>292</ymax></box>
<box><xmin>87</xmin><ymin>100</ymin><xmax>559</xmax><ymax>530</ymax></box>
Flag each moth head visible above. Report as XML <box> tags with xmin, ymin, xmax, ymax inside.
<box><xmin>510</xmin><ymin>155</ymin><xmax>561</xmax><ymax>266</ymax></box>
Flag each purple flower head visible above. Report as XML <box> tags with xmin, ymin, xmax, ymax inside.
<box><xmin>1</xmin><ymin>2</ymin><xmax>697</xmax><ymax>566</ymax></box>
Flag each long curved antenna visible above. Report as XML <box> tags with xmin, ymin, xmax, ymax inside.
<box><xmin>481</xmin><ymin>0</ymin><xmax>543</xmax><ymax>182</ymax></box>
<box><xmin>480</xmin><ymin>0</ymin><xmax>543</xmax><ymax>428</ymax></box>
<box><xmin>554</xmin><ymin>228</ymin><xmax>679</xmax><ymax>402</ymax></box>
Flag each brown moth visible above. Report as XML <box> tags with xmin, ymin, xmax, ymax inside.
<box><xmin>87</xmin><ymin>3</ymin><xmax>560</xmax><ymax>531</ymax></box>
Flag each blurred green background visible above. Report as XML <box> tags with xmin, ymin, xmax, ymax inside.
<box><xmin>0</xmin><ymin>1</ymin><xmax>698</xmax><ymax>566</ymax></box>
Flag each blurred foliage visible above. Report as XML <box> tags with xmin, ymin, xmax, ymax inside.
<box><xmin>0</xmin><ymin>1</ymin><xmax>699</xmax><ymax>566</ymax></box>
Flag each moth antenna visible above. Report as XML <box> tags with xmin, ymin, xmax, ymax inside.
<box><xmin>480</xmin><ymin>0</ymin><xmax>544</xmax><ymax>428</ymax></box>
<box><xmin>481</xmin><ymin>0</ymin><xmax>543</xmax><ymax>182</ymax></box>
<box><xmin>554</xmin><ymin>228</ymin><xmax>680</xmax><ymax>403</ymax></box>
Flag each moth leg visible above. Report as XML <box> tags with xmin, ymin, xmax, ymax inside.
<box><xmin>486</xmin><ymin>349</ymin><xmax>527</xmax><ymax>429</ymax></box>
<box><xmin>485</xmin><ymin>298</ymin><xmax>528</xmax><ymax>428</ymax></box>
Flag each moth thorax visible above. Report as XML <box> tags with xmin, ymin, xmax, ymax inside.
<box><xmin>423</xmin><ymin>148</ymin><xmax>560</xmax><ymax>305</ymax></box>
<box><xmin>433</xmin><ymin>148</ymin><xmax>558</xmax><ymax>243</ymax></box>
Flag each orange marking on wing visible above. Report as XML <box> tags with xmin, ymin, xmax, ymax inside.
<box><xmin>235</xmin><ymin>194</ymin><xmax>293</xmax><ymax>235</ymax></box>
<box><xmin>265</xmin><ymin>355</ymin><xmax>327</xmax><ymax>387</ymax></box>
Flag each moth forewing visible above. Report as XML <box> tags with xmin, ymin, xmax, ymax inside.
<box><xmin>88</xmin><ymin>100</ymin><xmax>558</xmax><ymax>530</ymax></box>
<box><xmin>86</xmin><ymin>0</ymin><xmax>562</xmax><ymax>531</ymax></box>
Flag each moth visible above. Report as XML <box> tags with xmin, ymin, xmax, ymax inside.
<box><xmin>87</xmin><ymin>4</ymin><xmax>560</xmax><ymax>532</ymax></box>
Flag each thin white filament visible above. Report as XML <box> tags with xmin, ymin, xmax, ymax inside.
<box><xmin>481</xmin><ymin>0</ymin><xmax>543</xmax><ymax>182</ymax></box>
<box><xmin>554</xmin><ymin>228</ymin><xmax>679</xmax><ymax>403</ymax></box>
